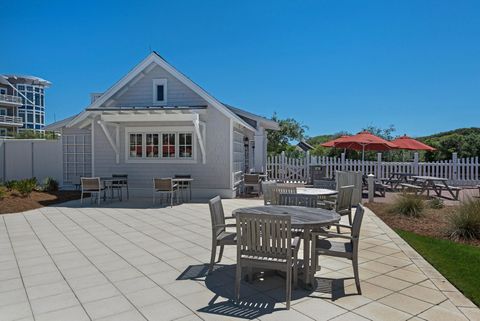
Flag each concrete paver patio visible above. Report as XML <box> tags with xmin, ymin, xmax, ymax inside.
<box><xmin>0</xmin><ymin>198</ymin><xmax>478</xmax><ymax>321</ymax></box>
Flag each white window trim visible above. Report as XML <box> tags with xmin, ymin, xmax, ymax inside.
<box><xmin>125</xmin><ymin>126</ymin><xmax>197</xmax><ymax>164</ymax></box>
<box><xmin>152</xmin><ymin>79</ymin><xmax>167</xmax><ymax>106</ymax></box>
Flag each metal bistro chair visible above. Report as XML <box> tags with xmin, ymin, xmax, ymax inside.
<box><xmin>81</xmin><ymin>177</ymin><xmax>106</xmax><ymax>205</ymax></box>
<box><xmin>111</xmin><ymin>174</ymin><xmax>129</xmax><ymax>200</ymax></box>
<box><xmin>335</xmin><ymin>185</ymin><xmax>354</xmax><ymax>233</ymax></box>
<box><xmin>152</xmin><ymin>178</ymin><xmax>178</xmax><ymax>207</ymax></box>
<box><xmin>311</xmin><ymin>205</ymin><xmax>365</xmax><ymax>295</ymax></box>
<box><xmin>174</xmin><ymin>174</ymin><xmax>192</xmax><ymax>202</ymax></box>
<box><xmin>208</xmin><ymin>196</ymin><xmax>236</xmax><ymax>273</ymax></box>
<box><xmin>235</xmin><ymin>213</ymin><xmax>301</xmax><ymax>310</ymax></box>
<box><xmin>261</xmin><ymin>181</ymin><xmax>277</xmax><ymax>205</ymax></box>
<box><xmin>243</xmin><ymin>174</ymin><xmax>261</xmax><ymax>195</ymax></box>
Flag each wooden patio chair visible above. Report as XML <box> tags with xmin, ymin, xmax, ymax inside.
<box><xmin>235</xmin><ymin>213</ymin><xmax>301</xmax><ymax>309</ymax></box>
<box><xmin>261</xmin><ymin>181</ymin><xmax>277</xmax><ymax>205</ymax></box>
<box><xmin>243</xmin><ymin>174</ymin><xmax>261</xmax><ymax>195</ymax></box>
<box><xmin>152</xmin><ymin>178</ymin><xmax>178</xmax><ymax>207</ymax></box>
<box><xmin>313</xmin><ymin>179</ymin><xmax>336</xmax><ymax>190</ymax></box>
<box><xmin>271</xmin><ymin>185</ymin><xmax>297</xmax><ymax>205</ymax></box>
<box><xmin>208</xmin><ymin>196</ymin><xmax>236</xmax><ymax>273</ymax></box>
<box><xmin>278</xmin><ymin>193</ymin><xmax>318</xmax><ymax>208</ymax></box>
<box><xmin>81</xmin><ymin>177</ymin><xmax>105</xmax><ymax>205</ymax></box>
<box><xmin>334</xmin><ymin>185</ymin><xmax>354</xmax><ymax>233</ymax></box>
<box><xmin>311</xmin><ymin>204</ymin><xmax>365</xmax><ymax>295</ymax></box>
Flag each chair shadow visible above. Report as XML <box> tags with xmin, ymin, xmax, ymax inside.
<box><xmin>312</xmin><ymin>276</ymin><xmax>358</xmax><ymax>301</ymax></box>
<box><xmin>178</xmin><ymin>264</ymin><xmax>327</xmax><ymax>319</ymax></box>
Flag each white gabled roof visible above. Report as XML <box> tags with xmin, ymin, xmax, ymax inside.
<box><xmin>68</xmin><ymin>52</ymin><xmax>256</xmax><ymax>131</ymax></box>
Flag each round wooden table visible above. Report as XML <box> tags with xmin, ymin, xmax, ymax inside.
<box><xmin>232</xmin><ymin>205</ymin><xmax>340</xmax><ymax>287</ymax></box>
<box><xmin>296</xmin><ymin>187</ymin><xmax>338</xmax><ymax>196</ymax></box>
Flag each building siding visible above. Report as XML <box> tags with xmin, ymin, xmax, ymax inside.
<box><xmin>113</xmin><ymin>65</ymin><xmax>208</xmax><ymax>107</ymax></box>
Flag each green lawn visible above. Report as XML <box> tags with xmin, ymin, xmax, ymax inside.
<box><xmin>396</xmin><ymin>229</ymin><xmax>480</xmax><ymax>307</ymax></box>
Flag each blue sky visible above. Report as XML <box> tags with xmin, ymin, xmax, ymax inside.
<box><xmin>1</xmin><ymin>0</ymin><xmax>479</xmax><ymax>137</ymax></box>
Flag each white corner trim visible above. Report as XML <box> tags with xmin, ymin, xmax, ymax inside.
<box><xmin>193</xmin><ymin>119</ymin><xmax>206</xmax><ymax>164</ymax></box>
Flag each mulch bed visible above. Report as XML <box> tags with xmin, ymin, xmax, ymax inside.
<box><xmin>0</xmin><ymin>191</ymin><xmax>81</xmax><ymax>215</ymax></box>
<box><xmin>365</xmin><ymin>200</ymin><xmax>480</xmax><ymax>247</ymax></box>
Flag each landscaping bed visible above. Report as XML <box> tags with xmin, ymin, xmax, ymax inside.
<box><xmin>366</xmin><ymin>200</ymin><xmax>480</xmax><ymax>247</ymax></box>
<box><xmin>0</xmin><ymin>190</ymin><xmax>80</xmax><ymax>215</ymax></box>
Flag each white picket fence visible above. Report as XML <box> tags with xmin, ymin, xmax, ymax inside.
<box><xmin>267</xmin><ymin>152</ymin><xmax>480</xmax><ymax>186</ymax></box>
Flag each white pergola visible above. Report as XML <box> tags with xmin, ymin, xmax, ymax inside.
<box><xmin>71</xmin><ymin>107</ymin><xmax>207</xmax><ymax>164</ymax></box>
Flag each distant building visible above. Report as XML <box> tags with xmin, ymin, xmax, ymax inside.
<box><xmin>296</xmin><ymin>140</ymin><xmax>314</xmax><ymax>152</ymax></box>
<box><xmin>0</xmin><ymin>75</ymin><xmax>51</xmax><ymax>137</ymax></box>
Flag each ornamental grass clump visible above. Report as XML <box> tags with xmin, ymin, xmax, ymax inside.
<box><xmin>428</xmin><ymin>197</ymin><xmax>444</xmax><ymax>209</ymax></box>
<box><xmin>448</xmin><ymin>198</ymin><xmax>480</xmax><ymax>241</ymax></box>
<box><xmin>13</xmin><ymin>178</ymin><xmax>38</xmax><ymax>197</ymax></box>
<box><xmin>390</xmin><ymin>193</ymin><xmax>424</xmax><ymax>218</ymax></box>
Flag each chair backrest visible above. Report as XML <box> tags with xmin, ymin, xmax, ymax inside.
<box><xmin>112</xmin><ymin>174</ymin><xmax>128</xmax><ymax>178</ymax></box>
<box><xmin>174</xmin><ymin>174</ymin><xmax>191</xmax><ymax>187</ymax></box>
<box><xmin>278</xmin><ymin>193</ymin><xmax>318</xmax><ymax>208</ymax></box>
<box><xmin>236</xmin><ymin>213</ymin><xmax>292</xmax><ymax>261</ymax></box>
<box><xmin>336</xmin><ymin>185</ymin><xmax>354</xmax><ymax>213</ymax></box>
<box><xmin>271</xmin><ymin>185</ymin><xmax>297</xmax><ymax>205</ymax></box>
<box><xmin>336</xmin><ymin>171</ymin><xmax>363</xmax><ymax>205</ymax></box>
<box><xmin>209</xmin><ymin>196</ymin><xmax>226</xmax><ymax>237</ymax></box>
<box><xmin>313</xmin><ymin>179</ymin><xmax>336</xmax><ymax>190</ymax></box>
<box><xmin>262</xmin><ymin>181</ymin><xmax>277</xmax><ymax>205</ymax></box>
<box><xmin>244</xmin><ymin>174</ymin><xmax>260</xmax><ymax>184</ymax></box>
<box><xmin>153</xmin><ymin>178</ymin><xmax>173</xmax><ymax>191</ymax></box>
<box><xmin>351</xmin><ymin>204</ymin><xmax>365</xmax><ymax>242</ymax></box>
<box><xmin>81</xmin><ymin>177</ymin><xmax>100</xmax><ymax>191</ymax></box>
<box><xmin>309</xmin><ymin>165</ymin><xmax>327</xmax><ymax>184</ymax></box>
<box><xmin>112</xmin><ymin>174</ymin><xmax>128</xmax><ymax>185</ymax></box>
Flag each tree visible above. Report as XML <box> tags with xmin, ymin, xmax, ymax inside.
<box><xmin>267</xmin><ymin>113</ymin><xmax>308</xmax><ymax>154</ymax></box>
<box><xmin>362</xmin><ymin>124</ymin><xmax>396</xmax><ymax>140</ymax></box>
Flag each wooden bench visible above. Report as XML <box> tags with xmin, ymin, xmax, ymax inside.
<box><xmin>433</xmin><ymin>184</ymin><xmax>461</xmax><ymax>200</ymax></box>
<box><xmin>400</xmin><ymin>183</ymin><xmax>422</xmax><ymax>195</ymax></box>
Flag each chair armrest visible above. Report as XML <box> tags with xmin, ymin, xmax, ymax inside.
<box><xmin>225</xmin><ymin>216</ymin><xmax>236</xmax><ymax>220</ymax></box>
<box><xmin>311</xmin><ymin>231</ymin><xmax>353</xmax><ymax>240</ymax></box>
<box><xmin>214</xmin><ymin>224</ymin><xmax>236</xmax><ymax>228</ymax></box>
<box><xmin>331</xmin><ymin>223</ymin><xmax>352</xmax><ymax>229</ymax></box>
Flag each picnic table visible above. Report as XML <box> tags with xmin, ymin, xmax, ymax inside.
<box><xmin>232</xmin><ymin>205</ymin><xmax>340</xmax><ymax>288</ymax></box>
<box><xmin>410</xmin><ymin>176</ymin><xmax>461</xmax><ymax>200</ymax></box>
<box><xmin>385</xmin><ymin>172</ymin><xmax>416</xmax><ymax>189</ymax></box>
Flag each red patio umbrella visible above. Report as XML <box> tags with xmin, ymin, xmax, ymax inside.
<box><xmin>391</xmin><ymin>135</ymin><xmax>436</xmax><ymax>151</ymax></box>
<box><xmin>322</xmin><ymin>131</ymin><xmax>398</xmax><ymax>161</ymax></box>
<box><xmin>320</xmin><ymin>135</ymin><xmax>350</xmax><ymax>148</ymax></box>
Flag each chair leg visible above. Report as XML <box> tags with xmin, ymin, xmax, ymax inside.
<box><xmin>208</xmin><ymin>241</ymin><xmax>217</xmax><ymax>273</ymax></box>
<box><xmin>336</xmin><ymin>224</ymin><xmax>341</xmax><ymax>233</ymax></box>
<box><xmin>126</xmin><ymin>184</ymin><xmax>129</xmax><ymax>200</ymax></box>
<box><xmin>97</xmin><ymin>192</ymin><xmax>100</xmax><ymax>205</ymax></box>
<box><xmin>153</xmin><ymin>191</ymin><xmax>155</xmax><ymax>205</ymax></box>
<box><xmin>80</xmin><ymin>192</ymin><xmax>83</xmax><ymax>204</ymax></box>
<box><xmin>293</xmin><ymin>252</ymin><xmax>298</xmax><ymax>289</ymax></box>
<box><xmin>352</xmin><ymin>256</ymin><xmax>361</xmax><ymax>295</ymax></box>
<box><xmin>235</xmin><ymin>264</ymin><xmax>242</xmax><ymax>303</ymax></box>
<box><xmin>286</xmin><ymin>266</ymin><xmax>291</xmax><ymax>310</ymax></box>
<box><xmin>348</xmin><ymin>212</ymin><xmax>353</xmax><ymax>226</ymax></box>
<box><xmin>217</xmin><ymin>245</ymin><xmax>224</xmax><ymax>263</ymax></box>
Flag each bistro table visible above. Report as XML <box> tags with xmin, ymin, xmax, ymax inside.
<box><xmin>172</xmin><ymin>177</ymin><xmax>194</xmax><ymax>201</ymax></box>
<box><xmin>412</xmin><ymin>176</ymin><xmax>460</xmax><ymax>200</ymax></box>
<box><xmin>296</xmin><ymin>187</ymin><xmax>338</xmax><ymax>197</ymax></box>
<box><xmin>232</xmin><ymin>205</ymin><xmax>340</xmax><ymax>288</ymax></box>
<box><xmin>100</xmin><ymin>177</ymin><xmax>128</xmax><ymax>201</ymax></box>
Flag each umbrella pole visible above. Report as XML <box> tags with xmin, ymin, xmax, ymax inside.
<box><xmin>362</xmin><ymin>145</ymin><xmax>365</xmax><ymax>174</ymax></box>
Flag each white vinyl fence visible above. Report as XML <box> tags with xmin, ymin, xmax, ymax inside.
<box><xmin>267</xmin><ymin>152</ymin><xmax>480</xmax><ymax>186</ymax></box>
<box><xmin>0</xmin><ymin>139</ymin><xmax>63</xmax><ymax>184</ymax></box>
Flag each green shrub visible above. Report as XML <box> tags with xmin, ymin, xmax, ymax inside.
<box><xmin>4</xmin><ymin>180</ymin><xmax>17</xmax><ymax>190</ymax></box>
<box><xmin>0</xmin><ymin>186</ymin><xmax>6</xmax><ymax>199</ymax></box>
<box><xmin>390</xmin><ymin>194</ymin><xmax>424</xmax><ymax>217</ymax></box>
<box><xmin>448</xmin><ymin>198</ymin><xmax>480</xmax><ymax>240</ymax></box>
<box><xmin>43</xmin><ymin>177</ymin><xmax>59</xmax><ymax>192</ymax></box>
<box><xmin>13</xmin><ymin>178</ymin><xmax>37</xmax><ymax>197</ymax></box>
<box><xmin>428</xmin><ymin>197</ymin><xmax>444</xmax><ymax>209</ymax></box>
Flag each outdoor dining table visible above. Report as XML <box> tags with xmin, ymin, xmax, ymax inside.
<box><xmin>100</xmin><ymin>177</ymin><xmax>128</xmax><ymax>201</ymax></box>
<box><xmin>296</xmin><ymin>187</ymin><xmax>338</xmax><ymax>197</ymax></box>
<box><xmin>172</xmin><ymin>177</ymin><xmax>194</xmax><ymax>201</ymax></box>
<box><xmin>411</xmin><ymin>176</ymin><xmax>459</xmax><ymax>200</ymax></box>
<box><xmin>232</xmin><ymin>205</ymin><xmax>341</xmax><ymax>288</ymax></box>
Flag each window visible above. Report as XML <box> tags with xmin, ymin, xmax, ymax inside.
<box><xmin>146</xmin><ymin>134</ymin><xmax>159</xmax><ymax>157</ymax></box>
<box><xmin>0</xmin><ymin>88</ymin><xmax>6</xmax><ymax>95</ymax></box>
<box><xmin>162</xmin><ymin>133</ymin><xmax>175</xmax><ymax>157</ymax></box>
<box><xmin>126</xmin><ymin>129</ymin><xmax>195</xmax><ymax>162</ymax></box>
<box><xmin>129</xmin><ymin>134</ymin><xmax>143</xmax><ymax>158</ymax></box>
<box><xmin>35</xmin><ymin>113</ymin><xmax>41</xmax><ymax>123</ymax></box>
<box><xmin>179</xmin><ymin>133</ymin><xmax>193</xmax><ymax>158</ymax></box>
<box><xmin>152</xmin><ymin>79</ymin><xmax>167</xmax><ymax>105</ymax></box>
<box><xmin>27</xmin><ymin>112</ymin><xmax>33</xmax><ymax>123</ymax></box>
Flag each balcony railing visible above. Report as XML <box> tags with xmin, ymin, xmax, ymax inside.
<box><xmin>0</xmin><ymin>115</ymin><xmax>23</xmax><ymax>126</ymax></box>
<box><xmin>0</xmin><ymin>94</ymin><xmax>22</xmax><ymax>105</ymax></box>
